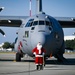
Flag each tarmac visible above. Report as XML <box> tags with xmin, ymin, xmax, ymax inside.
<box><xmin>0</xmin><ymin>52</ymin><xmax>75</xmax><ymax>75</ymax></box>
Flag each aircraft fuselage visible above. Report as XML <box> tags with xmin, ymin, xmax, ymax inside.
<box><xmin>15</xmin><ymin>13</ymin><xmax>65</xmax><ymax>57</ymax></box>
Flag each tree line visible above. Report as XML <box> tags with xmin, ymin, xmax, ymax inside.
<box><xmin>2</xmin><ymin>42</ymin><xmax>14</xmax><ymax>49</ymax></box>
<box><xmin>65</xmin><ymin>39</ymin><xmax>75</xmax><ymax>50</ymax></box>
<box><xmin>2</xmin><ymin>39</ymin><xmax>75</xmax><ymax>50</ymax></box>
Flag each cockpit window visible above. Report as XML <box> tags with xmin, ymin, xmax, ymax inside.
<box><xmin>39</xmin><ymin>21</ymin><xmax>44</xmax><ymax>25</ymax></box>
<box><xmin>25</xmin><ymin>22</ymin><xmax>30</xmax><ymax>27</ymax></box>
<box><xmin>25</xmin><ymin>19</ymin><xmax>52</xmax><ymax>27</ymax></box>
<box><xmin>46</xmin><ymin>21</ymin><xmax>49</xmax><ymax>25</ymax></box>
<box><xmin>25</xmin><ymin>19</ymin><xmax>34</xmax><ymax>27</ymax></box>
<box><xmin>46</xmin><ymin>21</ymin><xmax>51</xmax><ymax>26</ymax></box>
<box><xmin>33</xmin><ymin>21</ymin><xmax>38</xmax><ymax>26</ymax></box>
<box><xmin>33</xmin><ymin>20</ymin><xmax>51</xmax><ymax>26</ymax></box>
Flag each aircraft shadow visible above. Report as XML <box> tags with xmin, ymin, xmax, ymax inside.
<box><xmin>0</xmin><ymin>59</ymin><xmax>14</xmax><ymax>61</ymax></box>
<box><xmin>0</xmin><ymin>58</ymin><xmax>75</xmax><ymax>65</ymax></box>
<box><xmin>45</xmin><ymin>58</ymin><xmax>75</xmax><ymax>65</ymax></box>
<box><xmin>22</xmin><ymin>58</ymin><xmax>75</xmax><ymax>65</ymax></box>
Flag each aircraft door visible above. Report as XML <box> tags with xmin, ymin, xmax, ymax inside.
<box><xmin>22</xmin><ymin>27</ymin><xmax>32</xmax><ymax>55</ymax></box>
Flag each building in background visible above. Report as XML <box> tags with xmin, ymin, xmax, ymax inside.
<box><xmin>64</xmin><ymin>36</ymin><xmax>75</xmax><ymax>41</ymax></box>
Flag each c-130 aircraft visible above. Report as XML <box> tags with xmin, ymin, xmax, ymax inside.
<box><xmin>0</xmin><ymin>0</ymin><xmax>75</xmax><ymax>62</ymax></box>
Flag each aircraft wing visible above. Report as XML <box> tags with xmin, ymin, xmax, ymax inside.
<box><xmin>0</xmin><ymin>16</ymin><xmax>28</xmax><ymax>27</ymax></box>
<box><xmin>55</xmin><ymin>17</ymin><xmax>75</xmax><ymax>28</ymax></box>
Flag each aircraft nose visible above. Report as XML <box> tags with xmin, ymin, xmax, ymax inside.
<box><xmin>31</xmin><ymin>32</ymin><xmax>48</xmax><ymax>48</ymax></box>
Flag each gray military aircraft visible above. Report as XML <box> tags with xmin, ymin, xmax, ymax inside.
<box><xmin>0</xmin><ymin>0</ymin><xmax>75</xmax><ymax>62</ymax></box>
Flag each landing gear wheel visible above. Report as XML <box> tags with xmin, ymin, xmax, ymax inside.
<box><xmin>16</xmin><ymin>53</ymin><xmax>21</xmax><ymax>62</ymax></box>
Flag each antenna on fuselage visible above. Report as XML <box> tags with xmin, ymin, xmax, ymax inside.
<box><xmin>30</xmin><ymin>0</ymin><xmax>32</xmax><ymax>16</ymax></box>
<box><xmin>36</xmin><ymin>0</ymin><xmax>43</xmax><ymax>14</ymax></box>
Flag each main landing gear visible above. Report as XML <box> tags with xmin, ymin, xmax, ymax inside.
<box><xmin>16</xmin><ymin>52</ymin><xmax>23</xmax><ymax>62</ymax></box>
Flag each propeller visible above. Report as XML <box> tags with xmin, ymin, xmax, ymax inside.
<box><xmin>0</xmin><ymin>29</ymin><xmax>6</xmax><ymax>37</ymax></box>
<box><xmin>0</xmin><ymin>7</ymin><xmax>4</xmax><ymax>12</ymax></box>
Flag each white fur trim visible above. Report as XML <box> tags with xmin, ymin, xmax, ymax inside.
<box><xmin>35</xmin><ymin>55</ymin><xmax>43</xmax><ymax>57</ymax></box>
<box><xmin>37</xmin><ymin>43</ymin><xmax>42</xmax><ymax>54</ymax></box>
<box><xmin>33</xmin><ymin>52</ymin><xmax>36</xmax><ymax>55</ymax></box>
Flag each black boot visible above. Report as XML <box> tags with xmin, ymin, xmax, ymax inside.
<box><xmin>40</xmin><ymin>65</ymin><xmax>43</xmax><ymax>70</ymax></box>
<box><xmin>36</xmin><ymin>65</ymin><xmax>39</xmax><ymax>70</ymax></box>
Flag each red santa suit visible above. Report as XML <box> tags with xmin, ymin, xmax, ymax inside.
<box><xmin>32</xmin><ymin>43</ymin><xmax>46</xmax><ymax>65</ymax></box>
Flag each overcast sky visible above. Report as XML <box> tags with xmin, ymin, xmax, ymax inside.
<box><xmin>0</xmin><ymin>0</ymin><xmax>75</xmax><ymax>44</ymax></box>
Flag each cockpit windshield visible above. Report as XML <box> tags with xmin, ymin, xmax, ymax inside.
<box><xmin>46</xmin><ymin>21</ymin><xmax>50</xmax><ymax>26</ymax></box>
<box><xmin>25</xmin><ymin>19</ymin><xmax>52</xmax><ymax>27</ymax></box>
<box><xmin>25</xmin><ymin>19</ymin><xmax>34</xmax><ymax>27</ymax></box>
<box><xmin>33</xmin><ymin>21</ymin><xmax>38</xmax><ymax>26</ymax></box>
<box><xmin>39</xmin><ymin>21</ymin><xmax>44</xmax><ymax>25</ymax></box>
<box><xmin>33</xmin><ymin>20</ymin><xmax>51</xmax><ymax>26</ymax></box>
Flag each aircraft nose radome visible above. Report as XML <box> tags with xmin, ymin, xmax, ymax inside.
<box><xmin>31</xmin><ymin>33</ymin><xmax>46</xmax><ymax>48</ymax></box>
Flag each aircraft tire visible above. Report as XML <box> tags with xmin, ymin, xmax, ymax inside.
<box><xmin>16</xmin><ymin>53</ymin><xmax>21</xmax><ymax>62</ymax></box>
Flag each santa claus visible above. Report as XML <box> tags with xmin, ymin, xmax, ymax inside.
<box><xmin>32</xmin><ymin>42</ymin><xmax>46</xmax><ymax>70</ymax></box>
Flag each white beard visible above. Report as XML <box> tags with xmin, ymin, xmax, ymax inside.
<box><xmin>37</xmin><ymin>45</ymin><xmax>42</xmax><ymax>50</ymax></box>
<box><xmin>37</xmin><ymin>45</ymin><xmax>42</xmax><ymax>54</ymax></box>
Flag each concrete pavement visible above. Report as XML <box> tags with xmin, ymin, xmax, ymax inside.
<box><xmin>0</xmin><ymin>52</ymin><xmax>75</xmax><ymax>75</ymax></box>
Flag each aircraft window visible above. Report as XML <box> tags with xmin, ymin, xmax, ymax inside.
<box><xmin>30</xmin><ymin>22</ymin><xmax>33</xmax><ymax>26</ymax></box>
<box><xmin>29</xmin><ymin>19</ymin><xmax>34</xmax><ymax>21</ymax></box>
<box><xmin>25</xmin><ymin>31</ymin><xmax>29</xmax><ymax>38</ymax></box>
<box><xmin>46</xmin><ymin>21</ymin><xmax>49</xmax><ymax>25</ymax></box>
<box><xmin>25</xmin><ymin>19</ymin><xmax>34</xmax><ymax>27</ymax></box>
<box><xmin>39</xmin><ymin>21</ymin><xmax>44</xmax><ymax>25</ymax></box>
<box><xmin>33</xmin><ymin>21</ymin><xmax>51</xmax><ymax>26</ymax></box>
<box><xmin>25</xmin><ymin>22</ymin><xmax>33</xmax><ymax>27</ymax></box>
<box><xmin>25</xmin><ymin>22</ymin><xmax>30</xmax><ymax>27</ymax></box>
<box><xmin>46</xmin><ymin>21</ymin><xmax>51</xmax><ymax>26</ymax></box>
<box><xmin>33</xmin><ymin>21</ymin><xmax>38</xmax><ymax>26</ymax></box>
